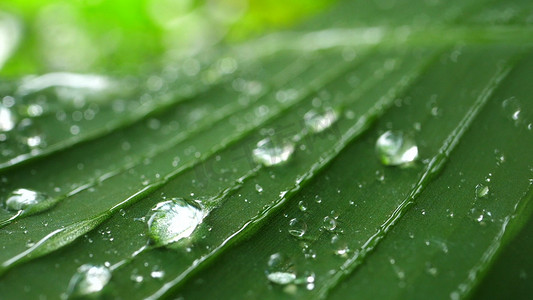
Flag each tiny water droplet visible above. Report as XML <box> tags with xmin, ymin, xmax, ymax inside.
<box><xmin>304</xmin><ymin>107</ymin><xmax>338</xmax><ymax>133</ymax></box>
<box><xmin>475</xmin><ymin>184</ymin><xmax>489</xmax><ymax>199</ymax></box>
<box><xmin>3</xmin><ymin>188</ymin><xmax>51</xmax><ymax>214</ymax></box>
<box><xmin>255</xmin><ymin>184</ymin><xmax>263</xmax><ymax>193</ymax></box>
<box><xmin>288</xmin><ymin>218</ymin><xmax>307</xmax><ymax>238</ymax></box>
<box><xmin>147</xmin><ymin>198</ymin><xmax>205</xmax><ymax>246</ymax></box>
<box><xmin>376</xmin><ymin>130</ymin><xmax>418</xmax><ymax>166</ymax></box>
<box><xmin>252</xmin><ymin>138</ymin><xmax>294</xmax><ymax>167</ymax></box>
<box><xmin>66</xmin><ymin>264</ymin><xmax>111</xmax><ymax>298</ymax></box>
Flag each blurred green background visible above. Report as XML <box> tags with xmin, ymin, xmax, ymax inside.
<box><xmin>0</xmin><ymin>0</ymin><xmax>335</xmax><ymax>77</ymax></box>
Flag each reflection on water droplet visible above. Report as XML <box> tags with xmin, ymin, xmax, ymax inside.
<box><xmin>288</xmin><ymin>218</ymin><xmax>307</xmax><ymax>238</ymax></box>
<box><xmin>304</xmin><ymin>107</ymin><xmax>338</xmax><ymax>133</ymax></box>
<box><xmin>475</xmin><ymin>184</ymin><xmax>489</xmax><ymax>199</ymax></box>
<box><xmin>3</xmin><ymin>188</ymin><xmax>51</xmax><ymax>213</ymax></box>
<box><xmin>252</xmin><ymin>138</ymin><xmax>294</xmax><ymax>167</ymax></box>
<box><xmin>0</xmin><ymin>104</ymin><xmax>15</xmax><ymax>132</ymax></box>
<box><xmin>147</xmin><ymin>198</ymin><xmax>205</xmax><ymax>246</ymax></box>
<box><xmin>66</xmin><ymin>264</ymin><xmax>111</xmax><ymax>298</ymax></box>
<box><xmin>376</xmin><ymin>131</ymin><xmax>418</xmax><ymax>166</ymax></box>
<box><xmin>267</xmin><ymin>272</ymin><xmax>296</xmax><ymax>285</ymax></box>
<box><xmin>255</xmin><ymin>184</ymin><xmax>263</xmax><ymax>193</ymax></box>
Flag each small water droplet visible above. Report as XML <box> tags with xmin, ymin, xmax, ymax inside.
<box><xmin>66</xmin><ymin>264</ymin><xmax>111</xmax><ymax>298</ymax></box>
<box><xmin>376</xmin><ymin>130</ymin><xmax>418</xmax><ymax>166</ymax></box>
<box><xmin>304</xmin><ymin>107</ymin><xmax>338</xmax><ymax>133</ymax></box>
<box><xmin>475</xmin><ymin>184</ymin><xmax>489</xmax><ymax>199</ymax></box>
<box><xmin>3</xmin><ymin>188</ymin><xmax>51</xmax><ymax>214</ymax></box>
<box><xmin>252</xmin><ymin>138</ymin><xmax>295</xmax><ymax>167</ymax></box>
<box><xmin>147</xmin><ymin>198</ymin><xmax>205</xmax><ymax>246</ymax></box>
<box><xmin>323</xmin><ymin>216</ymin><xmax>337</xmax><ymax>232</ymax></box>
<box><xmin>502</xmin><ymin>97</ymin><xmax>522</xmax><ymax>125</ymax></box>
<box><xmin>0</xmin><ymin>104</ymin><xmax>16</xmax><ymax>132</ymax></box>
<box><xmin>255</xmin><ymin>184</ymin><xmax>263</xmax><ymax>193</ymax></box>
<box><xmin>298</xmin><ymin>200</ymin><xmax>308</xmax><ymax>212</ymax></box>
<box><xmin>150</xmin><ymin>270</ymin><xmax>165</xmax><ymax>279</ymax></box>
<box><xmin>288</xmin><ymin>218</ymin><xmax>307</xmax><ymax>238</ymax></box>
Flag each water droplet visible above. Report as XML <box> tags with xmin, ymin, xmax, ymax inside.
<box><xmin>475</xmin><ymin>184</ymin><xmax>489</xmax><ymax>199</ymax></box>
<box><xmin>0</xmin><ymin>104</ymin><xmax>15</xmax><ymax>132</ymax></box>
<box><xmin>298</xmin><ymin>200</ymin><xmax>308</xmax><ymax>212</ymax></box>
<box><xmin>3</xmin><ymin>188</ymin><xmax>51</xmax><ymax>214</ymax></box>
<box><xmin>502</xmin><ymin>97</ymin><xmax>522</xmax><ymax>125</ymax></box>
<box><xmin>252</xmin><ymin>138</ymin><xmax>294</xmax><ymax>167</ymax></box>
<box><xmin>376</xmin><ymin>130</ymin><xmax>418</xmax><ymax>166</ymax></box>
<box><xmin>288</xmin><ymin>218</ymin><xmax>307</xmax><ymax>238</ymax></box>
<box><xmin>147</xmin><ymin>198</ymin><xmax>205</xmax><ymax>246</ymax></box>
<box><xmin>255</xmin><ymin>184</ymin><xmax>263</xmax><ymax>193</ymax></box>
<box><xmin>267</xmin><ymin>272</ymin><xmax>296</xmax><ymax>285</ymax></box>
<box><xmin>66</xmin><ymin>264</ymin><xmax>111</xmax><ymax>298</ymax></box>
<box><xmin>150</xmin><ymin>270</ymin><xmax>165</xmax><ymax>279</ymax></box>
<box><xmin>323</xmin><ymin>216</ymin><xmax>337</xmax><ymax>232</ymax></box>
<box><xmin>304</xmin><ymin>107</ymin><xmax>338</xmax><ymax>133</ymax></box>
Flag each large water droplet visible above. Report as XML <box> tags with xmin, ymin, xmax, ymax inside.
<box><xmin>304</xmin><ymin>107</ymin><xmax>338</xmax><ymax>133</ymax></box>
<box><xmin>0</xmin><ymin>103</ymin><xmax>15</xmax><ymax>132</ymax></box>
<box><xmin>147</xmin><ymin>198</ymin><xmax>205</xmax><ymax>246</ymax></box>
<box><xmin>66</xmin><ymin>264</ymin><xmax>111</xmax><ymax>298</ymax></box>
<box><xmin>376</xmin><ymin>130</ymin><xmax>418</xmax><ymax>166</ymax></box>
<box><xmin>252</xmin><ymin>138</ymin><xmax>294</xmax><ymax>167</ymax></box>
<box><xmin>3</xmin><ymin>188</ymin><xmax>51</xmax><ymax>214</ymax></box>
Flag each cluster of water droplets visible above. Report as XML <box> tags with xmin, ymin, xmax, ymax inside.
<box><xmin>146</xmin><ymin>198</ymin><xmax>205</xmax><ymax>246</ymax></box>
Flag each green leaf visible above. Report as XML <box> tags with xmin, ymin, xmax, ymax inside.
<box><xmin>0</xmin><ymin>0</ymin><xmax>532</xmax><ymax>299</ymax></box>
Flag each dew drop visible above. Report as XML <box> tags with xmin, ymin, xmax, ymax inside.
<box><xmin>66</xmin><ymin>264</ymin><xmax>111</xmax><ymax>298</ymax></box>
<box><xmin>0</xmin><ymin>103</ymin><xmax>15</xmax><ymax>132</ymax></box>
<box><xmin>288</xmin><ymin>218</ymin><xmax>307</xmax><ymax>238</ymax></box>
<box><xmin>304</xmin><ymin>107</ymin><xmax>338</xmax><ymax>133</ymax></box>
<box><xmin>475</xmin><ymin>184</ymin><xmax>489</xmax><ymax>199</ymax></box>
<box><xmin>252</xmin><ymin>138</ymin><xmax>294</xmax><ymax>167</ymax></box>
<box><xmin>147</xmin><ymin>198</ymin><xmax>205</xmax><ymax>246</ymax></box>
<box><xmin>255</xmin><ymin>184</ymin><xmax>263</xmax><ymax>193</ymax></box>
<box><xmin>376</xmin><ymin>130</ymin><xmax>418</xmax><ymax>166</ymax></box>
<box><xmin>3</xmin><ymin>188</ymin><xmax>51</xmax><ymax>214</ymax></box>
